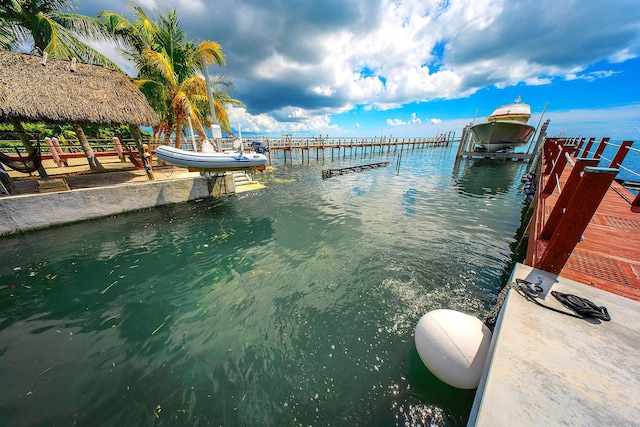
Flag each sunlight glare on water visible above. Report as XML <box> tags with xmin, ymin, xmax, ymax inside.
<box><xmin>0</xmin><ymin>144</ymin><xmax>529</xmax><ymax>426</ymax></box>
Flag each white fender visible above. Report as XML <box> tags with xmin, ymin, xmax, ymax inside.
<box><xmin>414</xmin><ymin>309</ymin><xmax>492</xmax><ymax>389</ymax></box>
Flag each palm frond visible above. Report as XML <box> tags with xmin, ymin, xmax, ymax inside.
<box><xmin>143</xmin><ymin>49</ymin><xmax>178</xmax><ymax>88</ymax></box>
<box><xmin>197</xmin><ymin>40</ymin><xmax>226</xmax><ymax>67</ymax></box>
<box><xmin>98</xmin><ymin>10</ymin><xmax>138</xmax><ymax>47</ymax></box>
<box><xmin>52</xmin><ymin>12</ymin><xmax>112</xmax><ymax>42</ymax></box>
<box><xmin>0</xmin><ymin>21</ymin><xmax>18</xmax><ymax>50</ymax></box>
<box><xmin>180</xmin><ymin>76</ymin><xmax>207</xmax><ymax>96</ymax></box>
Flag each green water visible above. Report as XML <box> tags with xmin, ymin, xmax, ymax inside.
<box><xmin>0</xmin><ymin>145</ymin><xmax>529</xmax><ymax>426</ymax></box>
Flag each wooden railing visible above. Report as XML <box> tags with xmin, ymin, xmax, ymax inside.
<box><xmin>526</xmin><ymin>137</ymin><xmax>637</xmax><ymax>273</ymax></box>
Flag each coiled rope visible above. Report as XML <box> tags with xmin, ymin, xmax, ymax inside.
<box><xmin>483</xmin><ymin>278</ymin><xmax>610</xmax><ymax>327</ymax></box>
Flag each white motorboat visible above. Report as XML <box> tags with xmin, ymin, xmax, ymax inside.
<box><xmin>469</xmin><ymin>96</ymin><xmax>535</xmax><ymax>152</ymax></box>
<box><xmin>154</xmin><ymin>145</ymin><xmax>268</xmax><ymax>171</ymax></box>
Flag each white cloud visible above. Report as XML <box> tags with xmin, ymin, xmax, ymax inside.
<box><xmin>77</xmin><ymin>0</ymin><xmax>640</xmax><ymax>136</ymax></box>
<box><xmin>542</xmin><ymin>104</ymin><xmax>640</xmax><ymax>138</ymax></box>
<box><xmin>228</xmin><ymin>106</ymin><xmax>339</xmax><ymax>135</ymax></box>
<box><xmin>387</xmin><ymin>118</ymin><xmax>406</xmax><ymax>126</ymax></box>
<box><xmin>312</xmin><ymin>85</ymin><xmax>335</xmax><ymax>97</ymax></box>
<box><xmin>386</xmin><ymin>112</ymin><xmax>422</xmax><ymax>126</ymax></box>
<box><xmin>565</xmin><ymin>70</ymin><xmax>619</xmax><ymax>82</ymax></box>
<box><xmin>609</xmin><ymin>48</ymin><xmax>637</xmax><ymax>63</ymax></box>
<box><xmin>176</xmin><ymin>0</ymin><xmax>207</xmax><ymax>15</ymax></box>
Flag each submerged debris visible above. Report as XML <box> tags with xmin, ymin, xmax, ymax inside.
<box><xmin>322</xmin><ymin>162</ymin><xmax>392</xmax><ymax>178</ymax></box>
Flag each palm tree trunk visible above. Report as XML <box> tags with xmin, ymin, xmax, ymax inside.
<box><xmin>174</xmin><ymin>118</ymin><xmax>183</xmax><ymax>149</ymax></box>
<box><xmin>72</xmin><ymin>124</ymin><xmax>104</xmax><ymax>171</ymax></box>
<box><xmin>196</xmin><ymin>121</ymin><xmax>208</xmax><ymax>142</ymax></box>
<box><xmin>163</xmin><ymin>122</ymin><xmax>174</xmax><ymax>146</ymax></box>
<box><xmin>10</xmin><ymin>118</ymin><xmax>48</xmax><ymax>178</ymax></box>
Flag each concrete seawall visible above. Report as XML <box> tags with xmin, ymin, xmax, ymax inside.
<box><xmin>0</xmin><ymin>174</ymin><xmax>234</xmax><ymax>236</ymax></box>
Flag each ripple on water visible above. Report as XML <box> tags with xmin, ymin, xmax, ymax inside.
<box><xmin>0</xmin><ymin>147</ymin><xmax>528</xmax><ymax>426</ymax></box>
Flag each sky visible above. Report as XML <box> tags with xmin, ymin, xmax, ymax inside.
<box><xmin>77</xmin><ymin>0</ymin><xmax>640</xmax><ymax>140</ymax></box>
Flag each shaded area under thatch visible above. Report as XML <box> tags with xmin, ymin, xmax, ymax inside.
<box><xmin>0</xmin><ymin>50</ymin><xmax>159</xmax><ymax>127</ymax></box>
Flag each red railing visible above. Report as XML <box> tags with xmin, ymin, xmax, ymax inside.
<box><xmin>527</xmin><ymin>136</ymin><xmax>636</xmax><ymax>273</ymax></box>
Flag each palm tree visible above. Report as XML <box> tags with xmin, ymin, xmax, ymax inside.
<box><xmin>0</xmin><ymin>0</ymin><xmax>116</xmax><ymax>66</ymax></box>
<box><xmin>0</xmin><ymin>0</ymin><xmax>119</xmax><ymax>172</ymax></box>
<box><xmin>101</xmin><ymin>6</ymin><xmax>240</xmax><ymax>149</ymax></box>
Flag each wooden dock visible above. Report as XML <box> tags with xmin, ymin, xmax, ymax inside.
<box><xmin>526</xmin><ymin>137</ymin><xmax>640</xmax><ymax>300</ymax></box>
<box><xmin>258</xmin><ymin>134</ymin><xmax>454</xmax><ymax>163</ymax></box>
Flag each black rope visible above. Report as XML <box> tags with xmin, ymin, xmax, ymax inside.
<box><xmin>551</xmin><ymin>291</ymin><xmax>611</xmax><ymax>321</ymax></box>
<box><xmin>513</xmin><ymin>279</ymin><xmax>610</xmax><ymax>322</ymax></box>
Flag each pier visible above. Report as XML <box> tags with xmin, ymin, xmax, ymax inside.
<box><xmin>526</xmin><ymin>136</ymin><xmax>640</xmax><ymax>300</ymax></box>
<box><xmin>2</xmin><ymin>134</ymin><xmax>455</xmax><ymax>180</ymax></box>
<box><xmin>469</xmin><ymin>135</ymin><xmax>640</xmax><ymax>426</ymax></box>
<box><xmin>257</xmin><ymin>134</ymin><xmax>454</xmax><ymax>164</ymax></box>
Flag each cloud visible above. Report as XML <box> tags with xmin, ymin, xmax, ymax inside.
<box><xmin>543</xmin><ymin>103</ymin><xmax>640</xmax><ymax>138</ymax></box>
<box><xmin>386</xmin><ymin>112</ymin><xmax>422</xmax><ymax>126</ymax></box>
<box><xmin>228</xmin><ymin>106</ymin><xmax>339</xmax><ymax>135</ymax></box>
<box><xmin>565</xmin><ymin>70</ymin><xmax>620</xmax><ymax>82</ymax></box>
<box><xmin>77</xmin><ymin>0</ymin><xmax>640</xmax><ymax>135</ymax></box>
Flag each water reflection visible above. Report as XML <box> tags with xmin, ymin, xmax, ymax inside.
<box><xmin>452</xmin><ymin>158</ymin><xmax>523</xmax><ymax>197</ymax></box>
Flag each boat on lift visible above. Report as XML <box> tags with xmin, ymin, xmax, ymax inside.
<box><xmin>155</xmin><ymin>142</ymin><xmax>268</xmax><ymax>172</ymax></box>
<box><xmin>469</xmin><ymin>96</ymin><xmax>536</xmax><ymax>152</ymax></box>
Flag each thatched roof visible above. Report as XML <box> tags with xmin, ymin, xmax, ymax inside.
<box><xmin>0</xmin><ymin>50</ymin><xmax>159</xmax><ymax>127</ymax></box>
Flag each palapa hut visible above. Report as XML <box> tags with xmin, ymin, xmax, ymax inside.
<box><xmin>0</xmin><ymin>50</ymin><xmax>159</xmax><ymax>186</ymax></box>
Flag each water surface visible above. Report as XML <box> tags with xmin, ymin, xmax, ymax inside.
<box><xmin>0</xmin><ymin>145</ymin><xmax>529</xmax><ymax>426</ymax></box>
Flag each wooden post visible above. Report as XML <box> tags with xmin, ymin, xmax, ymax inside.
<box><xmin>542</xmin><ymin>138</ymin><xmax>561</xmax><ymax>175</ymax></box>
<box><xmin>0</xmin><ymin>163</ymin><xmax>18</xmax><ymax>195</ymax></box>
<box><xmin>632</xmin><ymin>192</ymin><xmax>640</xmax><ymax>211</ymax></box>
<box><xmin>130</xmin><ymin>125</ymin><xmax>155</xmax><ymax>180</ymax></box>
<box><xmin>608</xmin><ymin>141</ymin><xmax>633</xmax><ymax>168</ymax></box>
<box><xmin>535</xmin><ymin>167</ymin><xmax>618</xmax><ymax>274</ymax></box>
<box><xmin>579</xmin><ymin>137</ymin><xmax>596</xmax><ymax>158</ymax></box>
<box><xmin>456</xmin><ymin>126</ymin><xmax>468</xmax><ymax>158</ymax></box>
<box><xmin>541</xmin><ymin>144</ymin><xmax>575</xmax><ymax>195</ymax></box>
<box><xmin>540</xmin><ymin>158</ymin><xmax>600</xmax><ymax>240</ymax></box>
<box><xmin>593</xmin><ymin>137</ymin><xmax>610</xmax><ymax>159</ymax></box>
<box><xmin>573</xmin><ymin>138</ymin><xmax>585</xmax><ymax>156</ymax></box>
<box><xmin>267</xmin><ymin>139</ymin><xmax>272</xmax><ymax>164</ymax></box>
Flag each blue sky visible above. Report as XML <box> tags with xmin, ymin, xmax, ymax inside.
<box><xmin>78</xmin><ymin>0</ymin><xmax>640</xmax><ymax>140</ymax></box>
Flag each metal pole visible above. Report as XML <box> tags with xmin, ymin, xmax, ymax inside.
<box><xmin>527</xmin><ymin>102</ymin><xmax>548</xmax><ymax>154</ymax></box>
<box><xmin>187</xmin><ymin>115</ymin><xmax>197</xmax><ymax>151</ymax></box>
<box><xmin>202</xmin><ymin>54</ymin><xmax>222</xmax><ymax>151</ymax></box>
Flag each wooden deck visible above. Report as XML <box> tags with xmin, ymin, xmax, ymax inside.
<box><xmin>526</xmin><ymin>138</ymin><xmax>640</xmax><ymax>300</ymax></box>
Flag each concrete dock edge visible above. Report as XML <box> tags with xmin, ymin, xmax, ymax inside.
<box><xmin>467</xmin><ymin>262</ymin><xmax>640</xmax><ymax>426</ymax></box>
<box><xmin>0</xmin><ymin>174</ymin><xmax>234</xmax><ymax>235</ymax></box>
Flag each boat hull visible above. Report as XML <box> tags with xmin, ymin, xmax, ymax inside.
<box><xmin>155</xmin><ymin>145</ymin><xmax>268</xmax><ymax>171</ymax></box>
<box><xmin>469</xmin><ymin>121</ymin><xmax>535</xmax><ymax>152</ymax></box>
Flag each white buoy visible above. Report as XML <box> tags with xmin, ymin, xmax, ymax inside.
<box><xmin>414</xmin><ymin>309</ymin><xmax>492</xmax><ymax>389</ymax></box>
